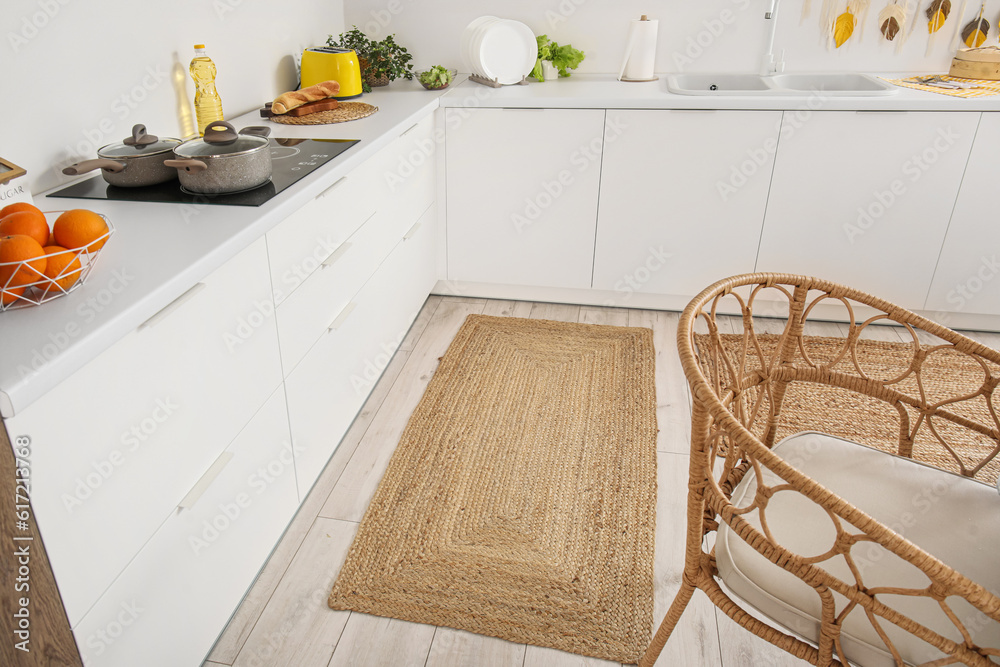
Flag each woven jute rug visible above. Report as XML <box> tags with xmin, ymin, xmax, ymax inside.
<box><xmin>698</xmin><ymin>333</ymin><xmax>1000</xmax><ymax>484</ymax></box>
<box><xmin>328</xmin><ymin>315</ymin><xmax>658</xmax><ymax>663</ymax></box>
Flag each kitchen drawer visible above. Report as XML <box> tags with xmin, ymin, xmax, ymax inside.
<box><xmin>275</xmin><ymin>145</ymin><xmax>436</xmax><ymax>374</ymax></box>
<box><xmin>266</xmin><ymin>160</ymin><xmax>378</xmax><ymax>306</ymax></box>
<box><xmin>3</xmin><ymin>238</ymin><xmax>283</xmax><ymax>626</ymax></box>
<box><xmin>72</xmin><ymin>387</ymin><xmax>298</xmax><ymax>667</ymax></box>
<box><xmin>265</xmin><ymin>112</ymin><xmax>434</xmax><ymax>308</ymax></box>
<box><xmin>285</xmin><ymin>203</ymin><xmax>438</xmax><ymax>498</ymax></box>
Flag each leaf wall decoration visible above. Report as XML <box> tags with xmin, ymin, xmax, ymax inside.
<box><xmin>926</xmin><ymin>0</ymin><xmax>952</xmax><ymax>33</ymax></box>
<box><xmin>961</xmin><ymin>2</ymin><xmax>990</xmax><ymax>47</ymax></box>
<box><xmin>962</xmin><ymin>17</ymin><xmax>990</xmax><ymax>45</ymax></box>
<box><xmin>835</xmin><ymin>9</ymin><xmax>858</xmax><ymax>46</ymax></box>
<box><xmin>879</xmin><ymin>1</ymin><xmax>908</xmax><ymax>40</ymax></box>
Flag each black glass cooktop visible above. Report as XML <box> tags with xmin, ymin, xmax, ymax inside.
<box><xmin>48</xmin><ymin>138</ymin><xmax>359</xmax><ymax>207</ymax></box>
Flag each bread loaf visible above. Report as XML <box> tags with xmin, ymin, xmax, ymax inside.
<box><xmin>272</xmin><ymin>80</ymin><xmax>341</xmax><ymax>114</ymax></box>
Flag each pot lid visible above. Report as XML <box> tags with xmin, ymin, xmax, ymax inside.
<box><xmin>175</xmin><ymin>121</ymin><xmax>271</xmax><ymax>158</ymax></box>
<box><xmin>98</xmin><ymin>124</ymin><xmax>180</xmax><ymax>158</ymax></box>
<box><xmin>99</xmin><ymin>137</ymin><xmax>180</xmax><ymax>158</ymax></box>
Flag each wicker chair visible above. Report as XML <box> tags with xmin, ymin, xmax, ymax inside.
<box><xmin>641</xmin><ymin>274</ymin><xmax>1000</xmax><ymax>667</ymax></box>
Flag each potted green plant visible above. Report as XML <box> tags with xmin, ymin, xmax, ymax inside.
<box><xmin>327</xmin><ymin>27</ymin><xmax>414</xmax><ymax>91</ymax></box>
<box><xmin>530</xmin><ymin>35</ymin><xmax>585</xmax><ymax>82</ymax></box>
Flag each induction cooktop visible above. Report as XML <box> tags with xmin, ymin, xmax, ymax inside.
<box><xmin>48</xmin><ymin>138</ymin><xmax>359</xmax><ymax>207</ymax></box>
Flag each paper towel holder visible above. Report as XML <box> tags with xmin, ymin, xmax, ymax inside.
<box><xmin>618</xmin><ymin>14</ymin><xmax>659</xmax><ymax>82</ymax></box>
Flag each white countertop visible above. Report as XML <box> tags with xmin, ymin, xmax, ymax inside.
<box><xmin>3</xmin><ymin>71</ymin><xmax>998</xmax><ymax>417</ymax></box>
<box><xmin>0</xmin><ymin>79</ymin><xmax>449</xmax><ymax>418</ymax></box>
<box><xmin>440</xmin><ymin>73</ymin><xmax>1000</xmax><ymax>111</ymax></box>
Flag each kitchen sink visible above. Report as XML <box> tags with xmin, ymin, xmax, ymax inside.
<box><xmin>665</xmin><ymin>72</ymin><xmax>898</xmax><ymax>97</ymax></box>
<box><xmin>665</xmin><ymin>73</ymin><xmax>772</xmax><ymax>95</ymax></box>
<box><xmin>767</xmin><ymin>72</ymin><xmax>897</xmax><ymax>96</ymax></box>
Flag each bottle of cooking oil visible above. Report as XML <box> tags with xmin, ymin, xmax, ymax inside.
<box><xmin>190</xmin><ymin>44</ymin><xmax>224</xmax><ymax>136</ymax></box>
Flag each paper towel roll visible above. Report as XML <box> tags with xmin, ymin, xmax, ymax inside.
<box><xmin>620</xmin><ymin>17</ymin><xmax>658</xmax><ymax>81</ymax></box>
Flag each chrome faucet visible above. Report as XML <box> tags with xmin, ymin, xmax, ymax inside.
<box><xmin>761</xmin><ymin>0</ymin><xmax>786</xmax><ymax>75</ymax></box>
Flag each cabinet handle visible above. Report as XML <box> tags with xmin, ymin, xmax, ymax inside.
<box><xmin>319</xmin><ymin>177</ymin><xmax>347</xmax><ymax>198</ymax></box>
<box><xmin>321</xmin><ymin>241</ymin><xmax>353</xmax><ymax>268</ymax></box>
<box><xmin>402</xmin><ymin>222</ymin><xmax>421</xmax><ymax>240</ymax></box>
<box><xmin>400</xmin><ymin>122</ymin><xmax>420</xmax><ymax>137</ymax></box>
<box><xmin>327</xmin><ymin>302</ymin><xmax>357</xmax><ymax>332</ymax></box>
<box><xmin>178</xmin><ymin>452</ymin><xmax>234</xmax><ymax>510</ymax></box>
<box><xmin>138</xmin><ymin>283</ymin><xmax>207</xmax><ymax>331</ymax></box>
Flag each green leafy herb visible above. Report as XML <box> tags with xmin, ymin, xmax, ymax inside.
<box><xmin>530</xmin><ymin>35</ymin><xmax>585</xmax><ymax>81</ymax></box>
<box><xmin>418</xmin><ymin>65</ymin><xmax>453</xmax><ymax>88</ymax></box>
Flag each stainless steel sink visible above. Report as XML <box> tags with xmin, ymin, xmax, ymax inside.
<box><xmin>665</xmin><ymin>72</ymin><xmax>898</xmax><ymax>97</ymax></box>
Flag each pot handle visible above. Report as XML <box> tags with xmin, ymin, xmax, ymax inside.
<box><xmin>202</xmin><ymin>121</ymin><xmax>240</xmax><ymax>145</ymax></box>
<box><xmin>123</xmin><ymin>123</ymin><xmax>158</xmax><ymax>146</ymax></box>
<box><xmin>240</xmin><ymin>125</ymin><xmax>271</xmax><ymax>139</ymax></box>
<box><xmin>62</xmin><ymin>159</ymin><xmax>127</xmax><ymax>175</ymax></box>
<box><xmin>163</xmin><ymin>158</ymin><xmax>208</xmax><ymax>173</ymax></box>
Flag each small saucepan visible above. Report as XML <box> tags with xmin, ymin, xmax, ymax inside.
<box><xmin>62</xmin><ymin>124</ymin><xmax>182</xmax><ymax>187</ymax></box>
<box><xmin>164</xmin><ymin>122</ymin><xmax>272</xmax><ymax>195</ymax></box>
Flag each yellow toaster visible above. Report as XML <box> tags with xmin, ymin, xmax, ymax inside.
<box><xmin>300</xmin><ymin>47</ymin><xmax>364</xmax><ymax>99</ymax></box>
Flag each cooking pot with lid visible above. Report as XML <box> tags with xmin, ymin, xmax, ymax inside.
<box><xmin>164</xmin><ymin>121</ymin><xmax>272</xmax><ymax>195</ymax></box>
<box><xmin>62</xmin><ymin>124</ymin><xmax>181</xmax><ymax>187</ymax></box>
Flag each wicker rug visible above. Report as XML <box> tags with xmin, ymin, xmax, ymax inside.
<box><xmin>698</xmin><ymin>333</ymin><xmax>1000</xmax><ymax>484</ymax></box>
<box><xmin>328</xmin><ymin>315</ymin><xmax>658</xmax><ymax>663</ymax></box>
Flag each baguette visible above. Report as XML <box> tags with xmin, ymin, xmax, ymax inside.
<box><xmin>272</xmin><ymin>80</ymin><xmax>341</xmax><ymax>114</ymax></box>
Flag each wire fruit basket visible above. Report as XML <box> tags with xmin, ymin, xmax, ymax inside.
<box><xmin>0</xmin><ymin>211</ymin><xmax>115</xmax><ymax>311</ymax></box>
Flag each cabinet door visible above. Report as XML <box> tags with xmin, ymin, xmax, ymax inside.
<box><xmin>285</xmin><ymin>204</ymin><xmax>437</xmax><ymax>499</ymax></box>
<box><xmin>446</xmin><ymin>108</ymin><xmax>605</xmax><ymax>289</ymax></box>
<box><xmin>593</xmin><ymin>109</ymin><xmax>781</xmax><ymax>300</ymax></box>
<box><xmin>925</xmin><ymin>113</ymin><xmax>1000</xmax><ymax>316</ymax></box>
<box><xmin>72</xmin><ymin>387</ymin><xmax>297</xmax><ymax>667</ymax></box>
<box><xmin>756</xmin><ymin>111</ymin><xmax>979</xmax><ymax>309</ymax></box>
<box><xmin>4</xmin><ymin>238</ymin><xmax>282</xmax><ymax>626</ymax></box>
<box><xmin>274</xmin><ymin>116</ymin><xmax>437</xmax><ymax>375</ymax></box>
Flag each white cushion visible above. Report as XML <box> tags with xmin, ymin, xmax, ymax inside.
<box><xmin>716</xmin><ymin>431</ymin><xmax>1000</xmax><ymax>667</ymax></box>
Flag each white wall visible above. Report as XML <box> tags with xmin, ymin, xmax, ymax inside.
<box><xmin>2</xmin><ymin>0</ymin><xmax>344</xmax><ymax>194</ymax></box>
<box><xmin>345</xmin><ymin>0</ymin><xmax>1000</xmax><ymax>77</ymax></box>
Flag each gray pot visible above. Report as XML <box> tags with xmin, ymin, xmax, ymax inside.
<box><xmin>164</xmin><ymin>122</ymin><xmax>272</xmax><ymax>195</ymax></box>
<box><xmin>62</xmin><ymin>124</ymin><xmax>181</xmax><ymax>187</ymax></box>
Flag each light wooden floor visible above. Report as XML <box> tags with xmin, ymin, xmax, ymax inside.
<box><xmin>203</xmin><ymin>296</ymin><xmax>1000</xmax><ymax>667</ymax></box>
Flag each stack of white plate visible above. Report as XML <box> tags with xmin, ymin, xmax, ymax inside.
<box><xmin>460</xmin><ymin>16</ymin><xmax>537</xmax><ymax>85</ymax></box>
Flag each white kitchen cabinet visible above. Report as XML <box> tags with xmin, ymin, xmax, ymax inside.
<box><xmin>925</xmin><ymin>113</ymin><xmax>1000</xmax><ymax>317</ymax></box>
<box><xmin>593</xmin><ymin>109</ymin><xmax>781</xmax><ymax>300</ymax></box>
<box><xmin>3</xmin><ymin>237</ymin><xmax>282</xmax><ymax>627</ymax></box>
<box><xmin>273</xmin><ymin>115</ymin><xmax>436</xmax><ymax>374</ymax></box>
<box><xmin>446</xmin><ymin>108</ymin><xmax>605</xmax><ymax>289</ymax></box>
<box><xmin>755</xmin><ymin>111</ymin><xmax>979</xmax><ymax>310</ymax></box>
<box><xmin>285</xmin><ymin>203</ymin><xmax>437</xmax><ymax>499</ymax></box>
<box><xmin>266</xmin><ymin>159</ymin><xmax>378</xmax><ymax>306</ymax></box>
<box><xmin>71</xmin><ymin>387</ymin><xmax>298</xmax><ymax>667</ymax></box>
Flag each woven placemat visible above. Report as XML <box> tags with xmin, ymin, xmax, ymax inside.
<box><xmin>328</xmin><ymin>315</ymin><xmax>658</xmax><ymax>663</ymax></box>
<box><xmin>268</xmin><ymin>101</ymin><xmax>377</xmax><ymax>125</ymax></box>
<box><xmin>697</xmin><ymin>333</ymin><xmax>1000</xmax><ymax>484</ymax></box>
<box><xmin>881</xmin><ymin>74</ymin><xmax>1000</xmax><ymax>97</ymax></box>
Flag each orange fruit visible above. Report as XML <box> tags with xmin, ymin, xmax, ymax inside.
<box><xmin>39</xmin><ymin>246</ymin><xmax>82</xmax><ymax>294</ymax></box>
<box><xmin>0</xmin><ymin>235</ymin><xmax>47</xmax><ymax>288</ymax></box>
<box><xmin>1</xmin><ymin>285</ymin><xmax>25</xmax><ymax>305</ymax></box>
<box><xmin>53</xmin><ymin>209</ymin><xmax>109</xmax><ymax>252</ymax></box>
<box><xmin>0</xmin><ymin>209</ymin><xmax>50</xmax><ymax>247</ymax></box>
<box><xmin>0</xmin><ymin>202</ymin><xmax>42</xmax><ymax>219</ymax></box>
